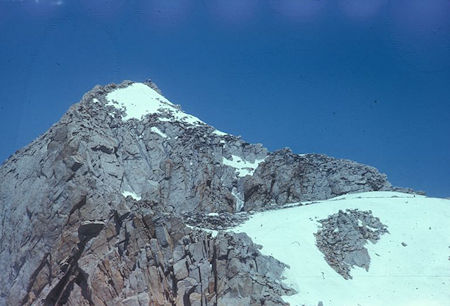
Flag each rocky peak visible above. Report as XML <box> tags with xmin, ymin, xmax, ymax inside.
<box><xmin>0</xmin><ymin>80</ymin><xmax>404</xmax><ymax>305</ymax></box>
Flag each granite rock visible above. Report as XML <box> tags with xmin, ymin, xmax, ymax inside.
<box><xmin>0</xmin><ymin>81</ymin><xmax>406</xmax><ymax>305</ymax></box>
<box><xmin>315</xmin><ymin>209</ymin><xmax>389</xmax><ymax>279</ymax></box>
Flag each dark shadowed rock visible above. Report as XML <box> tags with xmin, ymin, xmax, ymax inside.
<box><xmin>78</xmin><ymin>221</ymin><xmax>105</xmax><ymax>241</ymax></box>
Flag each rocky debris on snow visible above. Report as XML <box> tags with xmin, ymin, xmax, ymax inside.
<box><xmin>392</xmin><ymin>186</ymin><xmax>426</xmax><ymax>196</ymax></box>
<box><xmin>315</xmin><ymin>209</ymin><xmax>388</xmax><ymax>279</ymax></box>
<box><xmin>183</xmin><ymin>201</ymin><xmax>325</xmax><ymax>231</ymax></box>
<box><xmin>143</xmin><ymin>78</ymin><xmax>163</xmax><ymax>95</ymax></box>
<box><xmin>183</xmin><ymin>212</ymin><xmax>250</xmax><ymax>230</ymax></box>
<box><xmin>0</xmin><ymin>80</ymin><xmax>405</xmax><ymax>305</ymax></box>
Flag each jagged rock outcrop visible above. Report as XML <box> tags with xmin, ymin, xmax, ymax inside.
<box><xmin>0</xmin><ymin>80</ymin><xmax>398</xmax><ymax>305</ymax></box>
<box><xmin>314</xmin><ymin>209</ymin><xmax>389</xmax><ymax>279</ymax></box>
<box><xmin>242</xmin><ymin>149</ymin><xmax>392</xmax><ymax>210</ymax></box>
<box><xmin>18</xmin><ymin>198</ymin><xmax>292</xmax><ymax>305</ymax></box>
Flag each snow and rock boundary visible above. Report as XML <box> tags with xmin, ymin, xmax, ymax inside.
<box><xmin>230</xmin><ymin>191</ymin><xmax>450</xmax><ymax>306</ymax></box>
<box><xmin>0</xmin><ymin>80</ymin><xmax>436</xmax><ymax>305</ymax></box>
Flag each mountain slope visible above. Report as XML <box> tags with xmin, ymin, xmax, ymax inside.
<box><xmin>231</xmin><ymin>191</ymin><xmax>450</xmax><ymax>306</ymax></box>
<box><xmin>0</xmin><ymin>81</ymin><xmax>419</xmax><ymax>305</ymax></box>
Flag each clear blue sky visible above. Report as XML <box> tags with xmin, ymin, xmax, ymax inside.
<box><xmin>1</xmin><ymin>0</ymin><xmax>449</xmax><ymax>197</ymax></box>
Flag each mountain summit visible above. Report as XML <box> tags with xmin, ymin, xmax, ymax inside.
<box><xmin>1</xmin><ymin>81</ymin><xmax>444</xmax><ymax>306</ymax></box>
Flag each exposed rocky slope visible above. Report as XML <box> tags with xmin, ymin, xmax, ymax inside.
<box><xmin>21</xmin><ymin>198</ymin><xmax>293</xmax><ymax>306</ymax></box>
<box><xmin>0</xmin><ymin>81</ymin><xmax>400</xmax><ymax>305</ymax></box>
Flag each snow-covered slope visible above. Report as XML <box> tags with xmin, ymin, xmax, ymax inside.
<box><xmin>231</xmin><ymin>191</ymin><xmax>450</xmax><ymax>306</ymax></box>
<box><xmin>106</xmin><ymin>82</ymin><xmax>205</xmax><ymax>125</ymax></box>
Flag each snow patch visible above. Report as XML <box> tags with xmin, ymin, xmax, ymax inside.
<box><xmin>158</xmin><ymin>117</ymin><xmax>171</xmax><ymax>122</ymax></box>
<box><xmin>212</xmin><ymin>129</ymin><xmax>228</xmax><ymax>137</ymax></box>
<box><xmin>230</xmin><ymin>192</ymin><xmax>450</xmax><ymax>306</ymax></box>
<box><xmin>222</xmin><ymin>155</ymin><xmax>265</xmax><ymax>177</ymax></box>
<box><xmin>150</xmin><ymin>127</ymin><xmax>168</xmax><ymax>138</ymax></box>
<box><xmin>106</xmin><ymin>83</ymin><xmax>204</xmax><ymax>125</ymax></box>
<box><xmin>186</xmin><ymin>225</ymin><xmax>218</xmax><ymax>237</ymax></box>
<box><xmin>122</xmin><ymin>191</ymin><xmax>141</xmax><ymax>201</ymax></box>
<box><xmin>232</xmin><ymin>187</ymin><xmax>244</xmax><ymax>211</ymax></box>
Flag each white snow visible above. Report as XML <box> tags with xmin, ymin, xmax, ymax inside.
<box><xmin>230</xmin><ymin>191</ymin><xmax>450</xmax><ymax>306</ymax></box>
<box><xmin>222</xmin><ymin>155</ymin><xmax>265</xmax><ymax>177</ymax></box>
<box><xmin>106</xmin><ymin>83</ymin><xmax>204</xmax><ymax>125</ymax></box>
<box><xmin>186</xmin><ymin>225</ymin><xmax>218</xmax><ymax>237</ymax></box>
<box><xmin>330</xmin><ymin>191</ymin><xmax>425</xmax><ymax>201</ymax></box>
<box><xmin>232</xmin><ymin>187</ymin><xmax>244</xmax><ymax>211</ymax></box>
<box><xmin>212</xmin><ymin>129</ymin><xmax>228</xmax><ymax>137</ymax></box>
<box><xmin>150</xmin><ymin>127</ymin><xmax>168</xmax><ymax>138</ymax></box>
<box><xmin>122</xmin><ymin>191</ymin><xmax>141</xmax><ymax>201</ymax></box>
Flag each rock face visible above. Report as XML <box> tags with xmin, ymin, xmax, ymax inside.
<box><xmin>242</xmin><ymin>149</ymin><xmax>392</xmax><ymax>210</ymax></box>
<box><xmin>0</xmin><ymin>80</ymin><xmax>397</xmax><ymax>305</ymax></box>
<box><xmin>315</xmin><ymin>209</ymin><xmax>389</xmax><ymax>279</ymax></box>
<box><xmin>19</xmin><ymin>199</ymin><xmax>292</xmax><ymax>306</ymax></box>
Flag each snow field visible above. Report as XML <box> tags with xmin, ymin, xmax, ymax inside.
<box><xmin>106</xmin><ymin>83</ymin><xmax>204</xmax><ymax>125</ymax></box>
<box><xmin>230</xmin><ymin>192</ymin><xmax>450</xmax><ymax>306</ymax></box>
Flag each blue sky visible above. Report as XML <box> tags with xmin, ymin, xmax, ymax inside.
<box><xmin>0</xmin><ymin>0</ymin><xmax>449</xmax><ymax>197</ymax></box>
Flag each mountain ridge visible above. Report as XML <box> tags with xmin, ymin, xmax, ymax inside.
<box><xmin>0</xmin><ymin>80</ymin><xmax>424</xmax><ymax>305</ymax></box>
